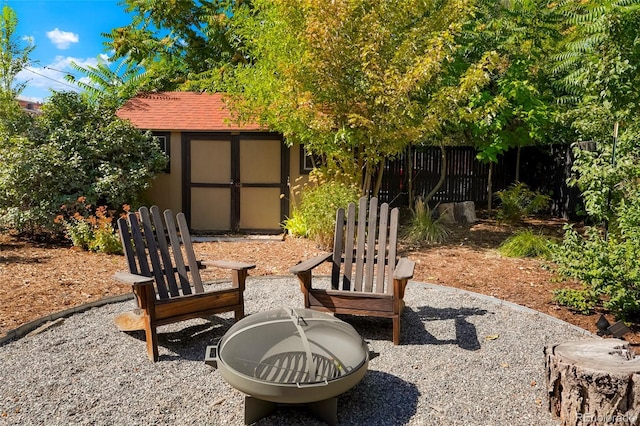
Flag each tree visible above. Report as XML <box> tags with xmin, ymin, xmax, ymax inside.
<box><xmin>0</xmin><ymin>92</ymin><xmax>168</xmax><ymax>235</ymax></box>
<box><xmin>103</xmin><ymin>0</ymin><xmax>250</xmax><ymax>93</ymax></box>
<box><xmin>224</xmin><ymin>0</ymin><xmax>502</xmax><ymax>196</ymax></box>
<box><xmin>64</xmin><ymin>58</ymin><xmax>148</xmax><ymax>109</ymax></box>
<box><xmin>453</xmin><ymin>0</ymin><xmax>565</xmax><ymax>213</ymax></box>
<box><xmin>0</xmin><ymin>5</ymin><xmax>34</xmax><ymax>133</ymax></box>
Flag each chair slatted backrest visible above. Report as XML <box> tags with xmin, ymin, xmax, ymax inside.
<box><xmin>117</xmin><ymin>206</ymin><xmax>205</xmax><ymax>300</ymax></box>
<box><xmin>331</xmin><ymin>197</ymin><xmax>399</xmax><ymax>294</ymax></box>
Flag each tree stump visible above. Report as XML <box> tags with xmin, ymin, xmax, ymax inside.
<box><xmin>545</xmin><ymin>339</ymin><xmax>640</xmax><ymax>425</ymax></box>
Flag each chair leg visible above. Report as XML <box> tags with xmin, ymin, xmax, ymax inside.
<box><xmin>392</xmin><ymin>315</ymin><xmax>400</xmax><ymax>345</ymax></box>
<box><xmin>144</xmin><ymin>320</ymin><xmax>159</xmax><ymax>362</ymax></box>
<box><xmin>235</xmin><ymin>306</ymin><xmax>244</xmax><ymax>321</ymax></box>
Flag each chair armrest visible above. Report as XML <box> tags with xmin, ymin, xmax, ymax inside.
<box><xmin>289</xmin><ymin>253</ymin><xmax>333</xmax><ymax>275</ymax></box>
<box><xmin>202</xmin><ymin>260</ymin><xmax>256</xmax><ymax>271</ymax></box>
<box><xmin>113</xmin><ymin>271</ymin><xmax>155</xmax><ymax>286</ymax></box>
<box><xmin>393</xmin><ymin>257</ymin><xmax>415</xmax><ymax>280</ymax></box>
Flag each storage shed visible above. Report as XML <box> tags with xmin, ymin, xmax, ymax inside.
<box><xmin>117</xmin><ymin>92</ymin><xmax>304</xmax><ymax>233</ymax></box>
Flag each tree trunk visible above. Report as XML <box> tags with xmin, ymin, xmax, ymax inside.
<box><xmin>545</xmin><ymin>339</ymin><xmax>640</xmax><ymax>425</ymax></box>
<box><xmin>487</xmin><ymin>162</ymin><xmax>493</xmax><ymax>216</ymax></box>
<box><xmin>406</xmin><ymin>146</ymin><xmax>414</xmax><ymax>210</ymax></box>
<box><xmin>372</xmin><ymin>158</ymin><xmax>385</xmax><ymax>198</ymax></box>
<box><xmin>515</xmin><ymin>145</ymin><xmax>521</xmax><ymax>183</ymax></box>
<box><xmin>424</xmin><ymin>144</ymin><xmax>446</xmax><ymax>204</ymax></box>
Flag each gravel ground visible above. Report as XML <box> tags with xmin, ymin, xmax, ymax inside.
<box><xmin>0</xmin><ymin>277</ymin><xmax>592</xmax><ymax>426</ymax></box>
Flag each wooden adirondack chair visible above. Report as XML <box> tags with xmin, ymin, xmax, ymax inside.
<box><xmin>113</xmin><ymin>206</ymin><xmax>255</xmax><ymax>362</ymax></box>
<box><xmin>290</xmin><ymin>197</ymin><xmax>415</xmax><ymax>345</ymax></box>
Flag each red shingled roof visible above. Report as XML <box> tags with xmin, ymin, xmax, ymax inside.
<box><xmin>116</xmin><ymin>92</ymin><xmax>263</xmax><ymax>131</ymax></box>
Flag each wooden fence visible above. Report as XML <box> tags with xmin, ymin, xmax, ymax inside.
<box><xmin>376</xmin><ymin>144</ymin><xmax>579</xmax><ymax>218</ymax></box>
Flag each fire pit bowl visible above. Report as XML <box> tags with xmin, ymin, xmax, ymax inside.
<box><xmin>205</xmin><ymin>307</ymin><xmax>369</xmax><ymax>424</ymax></box>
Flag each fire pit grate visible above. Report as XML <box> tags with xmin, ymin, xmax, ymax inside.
<box><xmin>252</xmin><ymin>351</ymin><xmax>344</xmax><ymax>383</ymax></box>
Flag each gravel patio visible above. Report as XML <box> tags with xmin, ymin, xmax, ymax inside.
<box><xmin>0</xmin><ymin>277</ymin><xmax>591</xmax><ymax>425</ymax></box>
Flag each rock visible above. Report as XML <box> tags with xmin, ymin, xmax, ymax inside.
<box><xmin>437</xmin><ymin>202</ymin><xmax>477</xmax><ymax>224</ymax></box>
<box><xmin>454</xmin><ymin>201</ymin><xmax>477</xmax><ymax>223</ymax></box>
<box><xmin>436</xmin><ymin>203</ymin><xmax>456</xmax><ymax>223</ymax></box>
<box><xmin>545</xmin><ymin>338</ymin><xmax>640</xmax><ymax>425</ymax></box>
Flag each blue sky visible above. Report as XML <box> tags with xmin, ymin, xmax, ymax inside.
<box><xmin>8</xmin><ymin>0</ymin><xmax>132</xmax><ymax>102</ymax></box>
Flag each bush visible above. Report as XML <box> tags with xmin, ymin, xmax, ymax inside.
<box><xmin>498</xmin><ymin>229</ymin><xmax>555</xmax><ymax>258</ymax></box>
<box><xmin>495</xmin><ymin>182</ymin><xmax>550</xmax><ymax>223</ymax></box>
<box><xmin>283</xmin><ymin>171</ymin><xmax>360</xmax><ymax>249</ymax></box>
<box><xmin>552</xmin><ymin>287</ymin><xmax>598</xmax><ymax>315</ymax></box>
<box><xmin>551</xmin><ymin>197</ymin><xmax>640</xmax><ymax>321</ymax></box>
<box><xmin>402</xmin><ymin>199</ymin><xmax>450</xmax><ymax>244</ymax></box>
<box><xmin>56</xmin><ymin>198</ymin><xmax>124</xmax><ymax>254</ymax></box>
<box><xmin>0</xmin><ymin>92</ymin><xmax>167</xmax><ymax>235</ymax></box>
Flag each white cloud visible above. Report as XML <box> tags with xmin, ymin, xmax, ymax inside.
<box><xmin>47</xmin><ymin>28</ymin><xmax>79</xmax><ymax>49</ymax></box>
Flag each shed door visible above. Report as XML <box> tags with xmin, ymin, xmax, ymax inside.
<box><xmin>183</xmin><ymin>133</ymin><xmax>287</xmax><ymax>233</ymax></box>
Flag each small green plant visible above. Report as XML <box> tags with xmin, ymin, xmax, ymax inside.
<box><xmin>402</xmin><ymin>199</ymin><xmax>450</xmax><ymax>244</ymax></box>
<box><xmin>283</xmin><ymin>171</ymin><xmax>360</xmax><ymax>249</ymax></box>
<box><xmin>552</xmin><ymin>287</ymin><xmax>598</xmax><ymax>315</ymax></box>
<box><xmin>56</xmin><ymin>198</ymin><xmax>124</xmax><ymax>255</ymax></box>
<box><xmin>495</xmin><ymin>182</ymin><xmax>551</xmax><ymax>223</ymax></box>
<box><xmin>282</xmin><ymin>209</ymin><xmax>309</xmax><ymax>238</ymax></box>
<box><xmin>498</xmin><ymin>229</ymin><xmax>555</xmax><ymax>258</ymax></box>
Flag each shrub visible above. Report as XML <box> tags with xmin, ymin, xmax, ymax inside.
<box><xmin>284</xmin><ymin>171</ymin><xmax>360</xmax><ymax>249</ymax></box>
<box><xmin>57</xmin><ymin>198</ymin><xmax>124</xmax><ymax>254</ymax></box>
<box><xmin>551</xmin><ymin>197</ymin><xmax>640</xmax><ymax>321</ymax></box>
<box><xmin>402</xmin><ymin>199</ymin><xmax>450</xmax><ymax>244</ymax></box>
<box><xmin>0</xmin><ymin>92</ymin><xmax>167</xmax><ymax>235</ymax></box>
<box><xmin>282</xmin><ymin>209</ymin><xmax>309</xmax><ymax>238</ymax></box>
<box><xmin>495</xmin><ymin>182</ymin><xmax>550</xmax><ymax>223</ymax></box>
<box><xmin>552</xmin><ymin>287</ymin><xmax>598</xmax><ymax>315</ymax></box>
<box><xmin>498</xmin><ymin>229</ymin><xmax>555</xmax><ymax>258</ymax></box>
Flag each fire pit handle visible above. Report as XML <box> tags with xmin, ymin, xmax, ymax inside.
<box><xmin>204</xmin><ymin>345</ymin><xmax>219</xmax><ymax>368</ymax></box>
<box><xmin>296</xmin><ymin>379</ymin><xmax>329</xmax><ymax>388</ymax></box>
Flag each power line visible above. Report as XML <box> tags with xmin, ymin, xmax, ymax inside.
<box><xmin>23</xmin><ymin>68</ymin><xmax>78</xmax><ymax>90</ymax></box>
<box><xmin>44</xmin><ymin>66</ymin><xmax>79</xmax><ymax>78</ymax></box>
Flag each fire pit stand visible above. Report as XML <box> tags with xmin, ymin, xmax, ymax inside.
<box><xmin>205</xmin><ymin>307</ymin><xmax>369</xmax><ymax>425</ymax></box>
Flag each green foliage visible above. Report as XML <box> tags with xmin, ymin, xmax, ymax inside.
<box><xmin>224</xmin><ymin>0</ymin><xmax>502</xmax><ymax>194</ymax></box>
<box><xmin>552</xmin><ymin>288</ymin><xmax>599</xmax><ymax>315</ymax></box>
<box><xmin>498</xmin><ymin>229</ymin><xmax>555</xmax><ymax>258</ymax></box>
<box><xmin>104</xmin><ymin>0</ymin><xmax>249</xmax><ymax>93</ymax></box>
<box><xmin>57</xmin><ymin>199</ymin><xmax>123</xmax><ymax>254</ymax></box>
<box><xmin>553</xmin><ymin>0</ymin><xmax>640</xmax><ymax>110</ymax></box>
<box><xmin>64</xmin><ymin>59</ymin><xmax>148</xmax><ymax>109</ymax></box>
<box><xmin>495</xmin><ymin>182</ymin><xmax>551</xmax><ymax>223</ymax></box>
<box><xmin>282</xmin><ymin>210</ymin><xmax>308</xmax><ymax>238</ymax></box>
<box><xmin>402</xmin><ymin>199</ymin><xmax>450</xmax><ymax>245</ymax></box>
<box><xmin>467</xmin><ymin>0</ymin><xmax>564</xmax><ymax>163</ymax></box>
<box><xmin>288</xmin><ymin>172</ymin><xmax>360</xmax><ymax>249</ymax></box>
<box><xmin>552</xmin><ymin>198</ymin><xmax>640</xmax><ymax>321</ymax></box>
<box><xmin>0</xmin><ymin>92</ymin><xmax>167</xmax><ymax>235</ymax></box>
<box><xmin>0</xmin><ymin>5</ymin><xmax>34</xmax><ymax>96</ymax></box>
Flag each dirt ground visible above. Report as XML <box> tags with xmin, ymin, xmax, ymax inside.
<box><xmin>0</xmin><ymin>217</ymin><xmax>634</xmax><ymax>343</ymax></box>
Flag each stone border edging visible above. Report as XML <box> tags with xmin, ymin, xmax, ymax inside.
<box><xmin>0</xmin><ymin>276</ymin><xmax>594</xmax><ymax>346</ymax></box>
